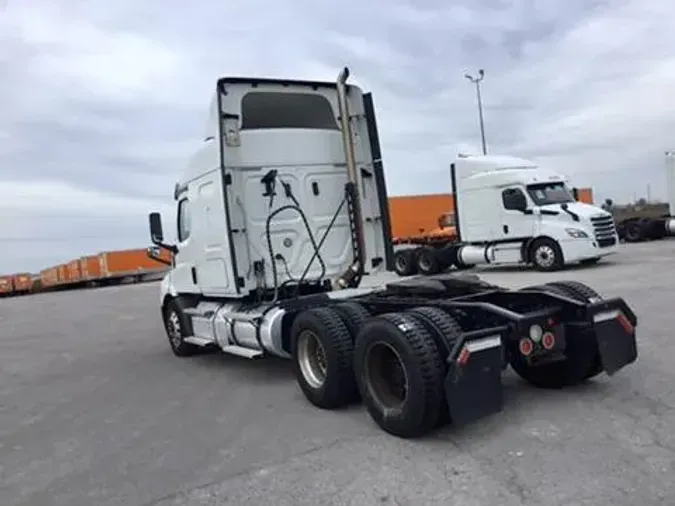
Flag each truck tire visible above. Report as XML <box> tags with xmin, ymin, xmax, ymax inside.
<box><xmin>405</xmin><ymin>306</ymin><xmax>463</xmax><ymax>428</ymax></box>
<box><xmin>623</xmin><ymin>221</ymin><xmax>643</xmax><ymax>242</ymax></box>
<box><xmin>290</xmin><ymin>306</ymin><xmax>359</xmax><ymax>409</ymax></box>
<box><xmin>162</xmin><ymin>297</ymin><xmax>200</xmax><ymax>357</ymax></box>
<box><xmin>545</xmin><ymin>281</ymin><xmax>604</xmax><ymax>380</ymax></box>
<box><xmin>530</xmin><ymin>237</ymin><xmax>564</xmax><ymax>272</ymax></box>
<box><xmin>393</xmin><ymin>249</ymin><xmax>418</xmax><ymax>276</ymax></box>
<box><xmin>416</xmin><ymin>247</ymin><xmax>441</xmax><ymax>275</ymax></box>
<box><xmin>332</xmin><ymin>301</ymin><xmax>371</xmax><ymax>340</ymax></box>
<box><xmin>354</xmin><ymin>312</ymin><xmax>445</xmax><ymax>438</ymax></box>
<box><xmin>509</xmin><ymin>282</ymin><xmax>601</xmax><ymax>388</ymax></box>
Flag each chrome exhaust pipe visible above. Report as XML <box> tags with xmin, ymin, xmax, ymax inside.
<box><xmin>336</xmin><ymin>67</ymin><xmax>365</xmax><ymax>289</ymax></box>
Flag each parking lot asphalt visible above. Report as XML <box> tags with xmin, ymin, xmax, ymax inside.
<box><xmin>1</xmin><ymin>241</ymin><xmax>674</xmax><ymax>506</ymax></box>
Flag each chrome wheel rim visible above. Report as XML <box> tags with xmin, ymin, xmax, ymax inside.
<box><xmin>297</xmin><ymin>330</ymin><xmax>327</xmax><ymax>389</ymax></box>
<box><xmin>535</xmin><ymin>245</ymin><xmax>555</xmax><ymax>268</ymax></box>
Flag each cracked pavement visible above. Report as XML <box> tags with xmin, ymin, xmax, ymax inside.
<box><xmin>0</xmin><ymin>241</ymin><xmax>673</xmax><ymax>506</ymax></box>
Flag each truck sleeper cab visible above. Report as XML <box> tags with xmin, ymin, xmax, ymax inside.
<box><xmin>148</xmin><ymin>68</ymin><xmax>638</xmax><ymax>439</ymax></box>
<box><xmin>395</xmin><ymin>155</ymin><xmax>620</xmax><ymax>276</ymax></box>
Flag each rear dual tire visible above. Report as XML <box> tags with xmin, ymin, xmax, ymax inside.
<box><xmin>291</xmin><ymin>303</ymin><xmax>460</xmax><ymax>439</ymax></box>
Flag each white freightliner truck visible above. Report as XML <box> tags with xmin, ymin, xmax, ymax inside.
<box><xmin>393</xmin><ymin>155</ymin><xmax>619</xmax><ymax>277</ymax></box>
<box><xmin>146</xmin><ymin>68</ymin><xmax>638</xmax><ymax>439</ymax></box>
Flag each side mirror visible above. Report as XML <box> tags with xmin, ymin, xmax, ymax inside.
<box><xmin>572</xmin><ymin>187</ymin><xmax>579</xmax><ymax>201</ymax></box>
<box><xmin>149</xmin><ymin>212</ymin><xmax>164</xmax><ymax>243</ymax></box>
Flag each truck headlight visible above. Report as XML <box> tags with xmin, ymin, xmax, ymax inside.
<box><xmin>565</xmin><ymin>228</ymin><xmax>589</xmax><ymax>238</ymax></box>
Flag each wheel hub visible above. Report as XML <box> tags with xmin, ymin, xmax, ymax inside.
<box><xmin>535</xmin><ymin>245</ymin><xmax>555</xmax><ymax>267</ymax></box>
<box><xmin>297</xmin><ymin>330</ymin><xmax>328</xmax><ymax>389</ymax></box>
<box><xmin>365</xmin><ymin>342</ymin><xmax>409</xmax><ymax>409</ymax></box>
<box><xmin>418</xmin><ymin>254</ymin><xmax>431</xmax><ymax>270</ymax></box>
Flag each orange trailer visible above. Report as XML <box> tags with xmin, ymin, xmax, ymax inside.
<box><xmin>12</xmin><ymin>273</ymin><xmax>33</xmax><ymax>293</ymax></box>
<box><xmin>388</xmin><ymin>194</ymin><xmax>456</xmax><ymax>241</ymax></box>
<box><xmin>67</xmin><ymin>259</ymin><xmax>82</xmax><ymax>283</ymax></box>
<box><xmin>57</xmin><ymin>264</ymin><xmax>69</xmax><ymax>285</ymax></box>
<box><xmin>39</xmin><ymin>267</ymin><xmax>59</xmax><ymax>288</ymax></box>
<box><xmin>98</xmin><ymin>248</ymin><xmax>171</xmax><ymax>279</ymax></box>
<box><xmin>79</xmin><ymin>255</ymin><xmax>102</xmax><ymax>281</ymax></box>
<box><xmin>0</xmin><ymin>275</ymin><xmax>13</xmax><ymax>295</ymax></box>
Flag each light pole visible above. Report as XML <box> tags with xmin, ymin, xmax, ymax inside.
<box><xmin>464</xmin><ymin>69</ymin><xmax>487</xmax><ymax>155</ymax></box>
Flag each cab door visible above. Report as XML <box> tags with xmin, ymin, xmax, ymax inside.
<box><xmin>499</xmin><ymin>187</ymin><xmax>536</xmax><ymax>240</ymax></box>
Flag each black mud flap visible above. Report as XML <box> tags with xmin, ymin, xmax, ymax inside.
<box><xmin>444</xmin><ymin>328</ymin><xmax>506</xmax><ymax>427</ymax></box>
<box><xmin>588</xmin><ymin>300</ymin><xmax>638</xmax><ymax>375</ymax></box>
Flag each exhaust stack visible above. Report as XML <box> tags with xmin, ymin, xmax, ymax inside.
<box><xmin>336</xmin><ymin>67</ymin><xmax>366</xmax><ymax>289</ymax></box>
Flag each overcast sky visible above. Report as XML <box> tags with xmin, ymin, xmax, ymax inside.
<box><xmin>2</xmin><ymin>0</ymin><xmax>675</xmax><ymax>273</ymax></box>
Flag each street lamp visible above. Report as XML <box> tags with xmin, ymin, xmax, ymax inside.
<box><xmin>464</xmin><ymin>69</ymin><xmax>487</xmax><ymax>155</ymax></box>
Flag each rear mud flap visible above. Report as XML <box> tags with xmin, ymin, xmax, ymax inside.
<box><xmin>591</xmin><ymin>307</ymin><xmax>638</xmax><ymax>375</ymax></box>
<box><xmin>444</xmin><ymin>330</ymin><xmax>505</xmax><ymax>427</ymax></box>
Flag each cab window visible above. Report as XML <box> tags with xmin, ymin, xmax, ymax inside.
<box><xmin>177</xmin><ymin>198</ymin><xmax>191</xmax><ymax>242</ymax></box>
<box><xmin>240</xmin><ymin>91</ymin><xmax>338</xmax><ymax>130</ymax></box>
<box><xmin>501</xmin><ymin>188</ymin><xmax>527</xmax><ymax>210</ymax></box>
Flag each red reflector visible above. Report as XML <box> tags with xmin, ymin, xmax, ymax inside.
<box><xmin>456</xmin><ymin>346</ymin><xmax>470</xmax><ymax>366</ymax></box>
<box><xmin>616</xmin><ymin>312</ymin><xmax>634</xmax><ymax>334</ymax></box>
<box><xmin>542</xmin><ymin>332</ymin><xmax>556</xmax><ymax>350</ymax></box>
<box><xmin>519</xmin><ymin>337</ymin><xmax>534</xmax><ymax>356</ymax></box>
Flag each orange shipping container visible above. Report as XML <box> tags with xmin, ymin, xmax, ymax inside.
<box><xmin>67</xmin><ymin>259</ymin><xmax>81</xmax><ymax>283</ymax></box>
<box><xmin>79</xmin><ymin>255</ymin><xmax>102</xmax><ymax>281</ymax></box>
<box><xmin>98</xmin><ymin>248</ymin><xmax>172</xmax><ymax>278</ymax></box>
<box><xmin>0</xmin><ymin>275</ymin><xmax>13</xmax><ymax>295</ymax></box>
<box><xmin>57</xmin><ymin>264</ymin><xmax>69</xmax><ymax>284</ymax></box>
<box><xmin>12</xmin><ymin>273</ymin><xmax>33</xmax><ymax>292</ymax></box>
<box><xmin>40</xmin><ymin>267</ymin><xmax>59</xmax><ymax>287</ymax></box>
<box><xmin>576</xmin><ymin>188</ymin><xmax>593</xmax><ymax>204</ymax></box>
<box><xmin>388</xmin><ymin>194</ymin><xmax>455</xmax><ymax>240</ymax></box>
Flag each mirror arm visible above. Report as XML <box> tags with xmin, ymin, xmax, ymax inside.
<box><xmin>151</xmin><ymin>235</ymin><xmax>178</xmax><ymax>254</ymax></box>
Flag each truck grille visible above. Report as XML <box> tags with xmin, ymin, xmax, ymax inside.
<box><xmin>590</xmin><ymin>215</ymin><xmax>617</xmax><ymax>248</ymax></box>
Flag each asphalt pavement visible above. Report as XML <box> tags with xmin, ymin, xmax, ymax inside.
<box><xmin>1</xmin><ymin>241</ymin><xmax>674</xmax><ymax>506</ymax></box>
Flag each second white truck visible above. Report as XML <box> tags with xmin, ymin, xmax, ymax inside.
<box><xmin>394</xmin><ymin>154</ymin><xmax>619</xmax><ymax>275</ymax></box>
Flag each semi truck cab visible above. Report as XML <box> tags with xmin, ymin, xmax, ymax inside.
<box><xmin>451</xmin><ymin>155</ymin><xmax>619</xmax><ymax>271</ymax></box>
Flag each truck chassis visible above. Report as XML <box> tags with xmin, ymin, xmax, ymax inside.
<box><xmin>163</xmin><ymin>272</ymin><xmax>638</xmax><ymax>439</ymax></box>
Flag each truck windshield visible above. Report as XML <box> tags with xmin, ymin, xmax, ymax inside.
<box><xmin>526</xmin><ymin>182</ymin><xmax>575</xmax><ymax>206</ymax></box>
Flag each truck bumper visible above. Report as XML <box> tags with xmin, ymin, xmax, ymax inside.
<box><xmin>559</xmin><ymin>236</ymin><xmax>619</xmax><ymax>263</ymax></box>
<box><xmin>442</xmin><ymin>297</ymin><xmax>638</xmax><ymax>427</ymax></box>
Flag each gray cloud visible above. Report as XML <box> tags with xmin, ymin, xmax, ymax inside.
<box><xmin>1</xmin><ymin>0</ymin><xmax>674</xmax><ymax>273</ymax></box>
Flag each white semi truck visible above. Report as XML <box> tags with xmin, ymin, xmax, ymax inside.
<box><xmin>147</xmin><ymin>68</ymin><xmax>638</xmax><ymax>439</ymax></box>
<box><xmin>393</xmin><ymin>155</ymin><xmax>619</xmax><ymax>277</ymax></box>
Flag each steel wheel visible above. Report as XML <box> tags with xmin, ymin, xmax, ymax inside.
<box><xmin>297</xmin><ymin>329</ymin><xmax>328</xmax><ymax>389</ymax></box>
<box><xmin>166</xmin><ymin>310</ymin><xmax>183</xmax><ymax>349</ymax></box>
<box><xmin>364</xmin><ymin>341</ymin><xmax>409</xmax><ymax>410</ymax></box>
